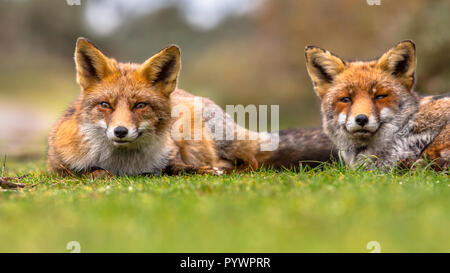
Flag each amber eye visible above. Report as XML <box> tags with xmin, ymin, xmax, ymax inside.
<box><xmin>99</xmin><ymin>102</ymin><xmax>111</xmax><ymax>109</ymax></box>
<box><xmin>134</xmin><ymin>102</ymin><xmax>148</xmax><ymax>109</ymax></box>
<box><xmin>339</xmin><ymin>97</ymin><xmax>352</xmax><ymax>103</ymax></box>
<box><xmin>375</xmin><ymin>94</ymin><xmax>388</xmax><ymax>100</ymax></box>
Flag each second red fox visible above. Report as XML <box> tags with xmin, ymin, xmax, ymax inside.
<box><xmin>305</xmin><ymin>40</ymin><xmax>449</xmax><ymax>170</ymax></box>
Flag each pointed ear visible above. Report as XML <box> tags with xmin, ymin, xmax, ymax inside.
<box><xmin>137</xmin><ymin>45</ymin><xmax>181</xmax><ymax>96</ymax></box>
<box><xmin>305</xmin><ymin>46</ymin><xmax>346</xmax><ymax>98</ymax></box>
<box><xmin>376</xmin><ymin>40</ymin><xmax>416</xmax><ymax>91</ymax></box>
<box><xmin>74</xmin><ymin>38</ymin><xmax>115</xmax><ymax>90</ymax></box>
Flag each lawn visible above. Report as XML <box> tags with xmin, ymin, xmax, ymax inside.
<box><xmin>0</xmin><ymin>158</ymin><xmax>449</xmax><ymax>253</ymax></box>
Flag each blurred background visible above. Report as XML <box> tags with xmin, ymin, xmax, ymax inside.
<box><xmin>0</xmin><ymin>0</ymin><xmax>449</xmax><ymax>160</ymax></box>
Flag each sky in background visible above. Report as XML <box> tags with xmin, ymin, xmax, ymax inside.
<box><xmin>85</xmin><ymin>0</ymin><xmax>263</xmax><ymax>35</ymax></box>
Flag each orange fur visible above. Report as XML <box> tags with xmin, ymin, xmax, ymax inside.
<box><xmin>305</xmin><ymin>40</ymin><xmax>449</xmax><ymax>169</ymax></box>
<box><xmin>48</xmin><ymin>38</ymin><xmax>260</xmax><ymax>176</ymax></box>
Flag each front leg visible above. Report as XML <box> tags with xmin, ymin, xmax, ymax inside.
<box><xmin>421</xmin><ymin>125</ymin><xmax>449</xmax><ymax>171</ymax></box>
<box><xmin>83</xmin><ymin>167</ymin><xmax>113</xmax><ymax>179</ymax></box>
<box><xmin>169</xmin><ymin>165</ymin><xmax>225</xmax><ymax>175</ymax></box>
<box><xmin>88</xmin><ymin>169</ymin><xmax>113</xmax><ymax>179</ymax></box>
<box><xmin>164</xmin><ymin>152</ymin><xmax>224</xmax><ymax>175</ymax></box>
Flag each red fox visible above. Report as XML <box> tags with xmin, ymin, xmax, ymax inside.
<box><xmin>305</xmin><ymin>40</ymin><xmax>449</xmax><ymax>170</ymax></box>
<box><xmin>48</xmin><ymin>38</ymin><xmax>335</xmax><ymax>177</ymax></box>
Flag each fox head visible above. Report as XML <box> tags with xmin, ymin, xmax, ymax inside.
<box><xmin>74</xmin><ymin>38</ymin><xmax>180</xmax><ymax>147</ymax></box>
<box><xmin>305</xmin><ymin>40</ymin><xmax>419</xmax><ymax>148</ymax></box>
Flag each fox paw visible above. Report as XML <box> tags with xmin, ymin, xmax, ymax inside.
<box><xmin>88</xmin><ymin>169</ymin><xmax>113</xmax><ymax>179</ymax></box>
<box><xmin>197</xmin><ymin>166</ymin><xmax>225</xmax><ymax>175</ymax></box>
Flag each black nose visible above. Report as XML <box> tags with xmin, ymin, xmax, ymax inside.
<box><xmin>114</xmin><ymin>126</ymin><xmax>128</xmax><ymax>138</ymax></box>
<box><xmin>355</xmin><ymin>114</ymin><xmax>369</xmax><ymax>127</ymax></box>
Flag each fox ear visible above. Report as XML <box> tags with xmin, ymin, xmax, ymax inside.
<box><xmin>376</xmin><ymin>40</ymin><xmax>416</xmax><ymax>91</ymax></box>
<box><xmin>137</xmin><ymin>45</ymin><xmax>181</xmax><ymax>96</ymax></box>
<box><xmin>305</xmin><ymin>46</ymin><xmax>346</xmax><ymax>98</ymax></box>
<box><xmin>74</xmin><ymin>38</ymin><xmax>115</xmax><ymax>90</ymax></box>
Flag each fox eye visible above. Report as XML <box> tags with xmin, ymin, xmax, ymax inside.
<box><xmin>339</xmin><ymin>97</ymin><xmax>352</xmax><ymax>103</ymax></box>
<box><xmin>134</xmin><ymin>102</ymin><xmax>148</xmax><ymax>109</ymax></box>
<box><xmin>375</xmin><ymin>94</ymin><xmax>388</xmax><ymax>100</ymax></box>
<box><xmin>99</xmin><ymin>102</ymin><xmax>111</xmax><ymax>109</ymax></box>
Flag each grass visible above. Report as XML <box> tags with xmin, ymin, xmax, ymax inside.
<box><xmin>0</xmin><ymin>158</ymin><xmax>449</xmax><ymax>253</ymax></box>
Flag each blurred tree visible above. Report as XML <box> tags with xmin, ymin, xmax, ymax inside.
<box><xmin>405</xmin><ymin>0</ymin><xmax>450</xmax><ymax>93</ymax></box>
<box><xmin>0</xmin><ymin>0</ymin><xmax>448</xmax><ymax>130</ymax></box>
<box><xmin>186</xmin><ymin>0</ymin><xmax>449</xmax><ymax>127</ymax></box>
<box><xmin>0</xmin><ymin>0</ymin><xmax>87</xmax><ymax>60</ymax></box>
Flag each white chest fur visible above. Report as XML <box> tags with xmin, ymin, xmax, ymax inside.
<box><xmin>343</xmin><ymin>129</ymin><xmax>437</xmax><ymax>168</ymax></box>
<box><xmin>74</xmin><ymin>123</ymin><xmax>172</xmax><ymax>175</ymax></box>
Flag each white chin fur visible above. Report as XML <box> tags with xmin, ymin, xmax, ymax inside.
<box><xmin>111</xmin><ymin>140</ymin><xmax>137</xmax><ymax>147</ymax></box>
<box><xmin>78</xmin><ymin>122</ymin><xmax>171</xmax><ymax>175</ymax></box>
